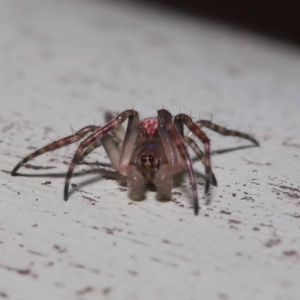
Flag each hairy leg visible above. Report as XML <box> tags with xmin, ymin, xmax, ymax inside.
<box><xmin>79</xmin><ymin>116</ymin><xmax>125</xmax><ymax>162</ymax></box>
<box><xmin>118</xmin><ymin>111</ymin><xmax>139</xmax><ymax>175</ymax></box>
<box><xmin>174</xmin><ymin>113</ymin><xmax>212</xmax><ymax>196</ymax></box>
<box><xmin>11</xmin><ymin>125</ymin><xmax>99</xmax><ymax>175</ymax></box>
<box><xmin>158</xmin><ymin>109</ymin><xmax>199</xmax><ymax>215</ymax></box>
<box><xmin>184</xmin><ymin>136</ymin><xmax>218</xmax><ymax>187</ymax></box>
<box><xmin>79</xmin><ymin>134</ymin><xmax>122</xmax><ymax>167</ymax></box>
<box><xmin>64</xmin><ymin>109</ymin><xmax>138</xmax><ymax>200</ymax></box>
<box><xmin>79</xmin><ymin>139</ymin><xmax>102</xmax><ymax>161</ymax></box>
<box><xmin>104</xmin><ymin>112</ymin><xmax>126</xmax><ymax>141</ymax></box>
<box><xmin>196</xmin><ymin>120</ymin><xmax>259</xmax><ymax>146</ymax></box>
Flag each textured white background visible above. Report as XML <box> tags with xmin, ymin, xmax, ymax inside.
<box><xmin>1</xmin><ymin>0</ymin><xmax>300</xmax><ymax>299</ymax></box>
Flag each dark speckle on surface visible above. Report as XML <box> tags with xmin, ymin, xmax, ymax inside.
<box><xmin>283</xmin><ymin>250</ymin><xmax>298</xmax><ymax>256</ymax></box>
<box><xmin>0</xmin><ymin>292</ymin><xmax>8</xmax><ymax>298</ymax></box>
<box><xmin>76</xmin><ymin>286</ymin><xmax>94</xmax><ymax>296</ymax></box>
<box><xmin>265</xmin><ymin>239</ymin><xmax>281</xmax><ymax>248</ymax></box>
<box><xmin>42</xmin><ymin>181</ymin><xmax>51</xmax><ymax>185</ymax></box>
<box><xmin>220</xmin><ymin>210</ymin><xmax>231</xmax><ymax>215</ymax></box>
<box><xmin>128</xmin><ymin>270</ymin><xmax>139</xmax><ymax>276</ymax></box>
<box><xmin>0</xmin><ymin>264</ymin><xmax>32</xmax><ymax>276</ymax></box>
<box><xmin>102</xmin><ymin>287</ymin><xmax>111</xmax><ymax>295</ymax></box>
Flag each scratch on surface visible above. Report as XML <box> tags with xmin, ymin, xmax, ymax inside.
<box><xmin>82</xmin><ymin>195</ymin><xmax>99</xmax><ymax>203</ymax></box>
<box><xmin>0</xmin><ymin>264</ymin><xmax>35</xmax><ymax>278</ymax></box>
<box><xmin>91</xmin><ymin>226</ymin><xmax>149</xmax><ymax>247</ymax></box>
<box><xmin>1</xmin><ymin>183</ymin><xmax>20</xmax><ymax>195</ymax></box>
<box><xmin>138</xmin><ymin>206</ymin><xmax>164</xmax><ymax>218</ymax></box>
<box><xmin>269</xmin><ymin>183</ymin><xmax>300</xmax><ymax>200</ymax></box>
<box><xmin>70</xmin><ymin>263</ymin><xmax>100</xmax><ymax>274</ymax></box>
<box><xmin>27</xmin><ymin>250</ymin><xmax>46</xmax><ymax>257</ymax></box>
<box><xmin>150</xmin><ymin>257</ymin><xmax>178</xmax><ymax>268</ymax></box>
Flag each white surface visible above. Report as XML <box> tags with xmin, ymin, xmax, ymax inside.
<box><xmin>1</xmin><ymin>0</ymin><xmax>300</xmax><ymax>299</ymax></box>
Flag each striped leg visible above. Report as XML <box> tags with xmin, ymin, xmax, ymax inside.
<box><xmin>158</xmin><ymin>109</ymin><xmax>200</xmax><ymax>215</ymax></box>
<box><xmin>183</xmin><ymin>136</ymin><xmax>218</xmax><ymax>187</ymax></box>
<box><xmin>79</xmin><ymin>114</ymin><xmax>125</xmax><ymax>162</ymax></box>
<box><xmin>196</xmin><ymin>120</ymin><xmax>259</xmax><ymax>146</ymax></box>
<box><xmin>64</xmin><ymin>109</ymin><xmax>139</xmax><ymax>200</ymax></box>
<box><xmin>11</xmin><ymin>125</ymin><xmax>99</xmax><ymax>175</ymax></box>
<box><xmin>79</xmin><ymin>134</ymin><xmax>123</xmax><ymax>162</ymax></box>
<box><xmin>174</xmin><ymin>113</ymin><xmax>212</xmax><ymax>196</ymax></box>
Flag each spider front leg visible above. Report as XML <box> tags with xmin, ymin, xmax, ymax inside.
<box><xmin>174</xmin><ymin>113</ymin><xmax>212</xmax><ymax>196</ymax></box>
<box><xmin>79</xmin><ymin>134</ymin><xmax>122</xmax><ymax>170</ymax></box>
<box><xmin>158</xmin><ymin>109</ymin><xmax>200</xmax><ymax>215</ymax></box>
<box><xmin>183</xmin><ymin>136</ymin><xmax>218</xmax><ymax>187</ymax></box>
<box><xmin>64</xmin><ymin>109</ymin><xmax>139</xmax><ymax>200</ymax></box>
<box><xmin>11</xmin><ymin>125</ymin><xmax>100</xmax><ymax>175</ymax></box>
<box><xmin>79</xmin><ymin>121</ymin><xmax>125</xmax><ymax>162</ymax></box>
<box><xmin>172</xmin><ymin>113</ymin><xmax>217</xmax><ymax>187</ymax></box>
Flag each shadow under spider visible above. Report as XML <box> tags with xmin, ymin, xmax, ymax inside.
<box><xmin>4</xmin><ymin>143</ymin><xmax>254</xmax><ymax>202</ymax></box>
<box><xmin>210</xmin><ymin>144</ymin><xmax>257</xmax><ymax>155</ymax></box>
<box><xmin>3</xmin><ymin>165</ymin><xmax>121</xmax><ymax>199</ymax></box>
<box><xmin>78</xmin><ymin>160</ymin><xmax>213</xmax><ymax>203</ymax></box>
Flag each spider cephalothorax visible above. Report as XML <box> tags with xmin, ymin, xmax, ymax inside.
<box><xmin>135</xmin><ymin>142</ymin><xmax>162</xmax><ymax>180</ymax></box>
<box><xmin>11</xmin><ymin>109</ymin><xmax>259</xmax><ymax>215</ymax></box>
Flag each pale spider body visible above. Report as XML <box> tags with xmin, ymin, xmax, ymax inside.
<box><xmin>12</xmin><ymin>109</ymin><xmax>259</xmax><ymax>215</ymax></box>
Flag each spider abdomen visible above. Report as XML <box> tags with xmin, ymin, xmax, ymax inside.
<box><xmin>140</xmin><ymin>117</ymin><xmax>158</xmax><ymax>136</ymax></box>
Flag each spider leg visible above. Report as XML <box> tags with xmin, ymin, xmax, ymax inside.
<box><xmin>105</xmin><ymin>112</ymin><xmax>126</xmax><ymax>141</ymax></box>
<box><xmin>100</xmin><ymin>134</ymin><xmax>121</xmax><ymax>170</ymax></box>
<box><xmin>79</xmin><ymin>134</ymin><xmax>122</xmax><ymax>162</ymax></box>
<box><xmin>175</xmin><ymin>118</ymin><xmax>216</xmax><ymax>186</ymax></box>
<box><xmin>196</xmin><ymin>120</ymin><xmax>259</xmax><ymax>146</ymax></box>
<box><xmin>64</xmin><ymin>109</ymin><xmax>138</xmax><ymax>200</ymax></box>
<box><xmin>79</xmin><ymin>114</ymin><xmax>126</xmax><ymax>162</ymax></box>
<box><xmin>183</xmin><ymin>136</ymin><xmax>218</xmax><ymax>187</ymax></box>
<box><xmin>157</xmin><ymin>110</ymin><xmax>181</xmax><ymax>165</ymax></box>
<box><xmin>174</xmin><ymin>113</ymin><xmax>212</xmax><ymax>196</ymax></box>
<box><xmin>11</xmin><ymin>125</ymin><xmax>100</xmax><ymax>175</ymax></box>
<box><xmin>118</xmin><ymin>111</ymin><xmax>139</xmax><ymax>175</ymax></box>
<box><xmin>79</xmin><ymin>139</ymin><xmax>102</xmax><ymax>162</ymax></box>
<box><xmin>158</xmin><ymin>109</ymin><xmax>199</xmax><ymax>215</ymax></box>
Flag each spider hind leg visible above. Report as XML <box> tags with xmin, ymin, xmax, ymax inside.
<box><xmin>11</xmin><ymin>125</ymin><xmax>100</xmax><ymax>175</ymax></box>
<box><xmin>196</xmin><ymin>120</ymin><xmax>259</xmax><ymax>146</ymax></box>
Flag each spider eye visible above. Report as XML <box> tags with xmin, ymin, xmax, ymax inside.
<box><xmin>142</xmin><ymin>156</ymin><xmax>147</xmax><ymax>162</ymax></box>
<box><xmin>149</xmin><ymin>155</ymin><xmax>154</xmax><ymax>162</ymax></box>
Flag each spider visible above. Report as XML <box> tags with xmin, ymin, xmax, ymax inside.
<box><xmin>11</xmin><ymin>109</ymin><xmax>259</xmax><ymax>215</ymax></box>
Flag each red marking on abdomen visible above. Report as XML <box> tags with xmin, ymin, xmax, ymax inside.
<box><xmin>140</xmin><ymin>118</ymin><xmax>158</xmax><ymax>136</ymax></box>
